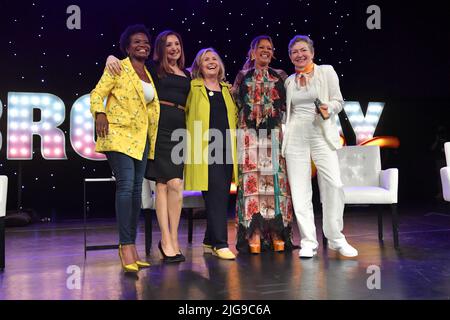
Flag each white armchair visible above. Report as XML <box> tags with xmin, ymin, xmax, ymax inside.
<box><xmin>336</xmin><ymin>145</ymin><xmax>399</xmax><ymax>248</ymax></box>
<box><xmin>440</xmin><ymin>142</ymin><xmax>450</xmax><ymax>202</ymax></box>
<box><xmin>141</xmin><ymin>178</ymin><xmax>156</xmax><ymax>255</ymax></box>
<box><xmin>0</xmin><ymin>175</ymin><xmax>8</xmax><ymax>270</ymax></box>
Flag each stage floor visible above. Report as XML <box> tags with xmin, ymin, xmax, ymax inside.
<box><xmin>1</xmin><ymin>206</ymin><xmax>450</xmax><ymax>300</ymax></box>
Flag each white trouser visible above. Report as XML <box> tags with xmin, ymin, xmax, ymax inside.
<box><xmin>285</xmin><ymin>116</ymin><xmax>346</xmax><ymax>249</ymax></box>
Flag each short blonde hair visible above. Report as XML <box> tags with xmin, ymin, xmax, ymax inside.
<box><xmin>190</xmin><ymin>48</ymin><xmax>226</xmax><ymax>81</ymax></box>
<box><xmin>288</xmin><ymin>35</ymin><xmax>315</xmax><ymax>55</ymax></box>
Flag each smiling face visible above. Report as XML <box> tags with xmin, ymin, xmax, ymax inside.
<box><xmin>127</xmin><ymin>33</ymin><xmax>150</xmax><ymax>60</ymax></box>
<box><xmin>289</xmin><ymin>41</ymin><xmax>314</xmax><ymax>70</ymax></box>
<box><xmin>252</xmin><ymin>39</ymin><xmax>273</xmax><ymax>68</ymax></box>
<box><xmin>200</xmin><ymin>51</ymin><xmax>220</xmax><ymax>79</ymax></box>
<box><xmin>165</xmin><ymin>34</ymin><xmax>182</xmax><ymax>63</ymax></box>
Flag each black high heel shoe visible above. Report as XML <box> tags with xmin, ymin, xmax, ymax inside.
<box><xmin>176</xmin><ymin>250</ymin><xmax>186</xmax><ymax>262</ymax></box>
<box><xmin>158</xmin><ymin>241</ymin><xmax>182</xmax><ymax>263</ymax></box>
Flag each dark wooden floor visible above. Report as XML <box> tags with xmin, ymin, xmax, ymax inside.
<box><xmin>1</xmin><ymin>206</ymin><xmax>450</xmax><ymax>300</ymax></box>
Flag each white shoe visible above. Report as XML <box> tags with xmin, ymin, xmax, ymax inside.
<box><xmin>328</xmin><ymin>242</ymin><xmax>358</xmax><ymax>257</ymax></box>
<box><xmin>299</xmin><ymin>247</ymin><xmax>317</xmax><ymax>258</ymax></box>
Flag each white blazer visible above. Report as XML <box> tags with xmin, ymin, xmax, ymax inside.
<box><xmin>282</xmin><ymin>64</ymin><xmax>344</xmax><ymax>156</ymax></box>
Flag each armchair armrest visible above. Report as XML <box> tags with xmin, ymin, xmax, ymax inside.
<box><xmin>0</xmin><ymin>176</ymin><xmax>7</xmax><ymax>218</ymax></box>
<box><xmin>141</xmin><ymin>178</ymin><xmax>156</xmax><ymax>209</ymax></box>
<box><xmin>441</xmin><ymin>167</ymin><xmax>450</xmax><ymax>202</ymax></box>
<box><xmin>380</xmin><ymin>168</ymin><xmax>398</xmax><ymax>204</ymax></box>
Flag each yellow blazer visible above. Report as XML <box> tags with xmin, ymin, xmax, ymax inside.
<box><xmin>90</xmin><ymin>57</ymin><xmax>160</xmax><ymax>160</ymax></box>
<box><xmin>184</xmin><ymin>78</ymin><xmax>239</xmax><ymax>191</ymax></box>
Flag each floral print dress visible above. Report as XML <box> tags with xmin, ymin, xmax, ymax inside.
<box><xmin>233</xmin><ymin>67</ymin><xmax>294</xmax><ymax>252</ymax></box>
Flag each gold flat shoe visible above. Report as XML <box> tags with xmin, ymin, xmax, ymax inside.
<box><xmin>212</xmin><ymin>247</ymin><xmax>236</xmax><ymax>260</ymax></box>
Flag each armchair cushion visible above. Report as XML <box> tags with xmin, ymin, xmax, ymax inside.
<box><xmin>344</xmin><ymin>186</ymin><xmax>396</xmax><ymax>204</ymax></box>
<box><xmin>337</xmin><ymin>146</ymin><xmax>398</xmax><ymax>205</ymax></box>
<box><xmin>337</xmin><ymin>145</ymin><xmax>381</xmax><ymax>187</ymax></box>
<box><xmin>182</xmin><ymin>191</ymin><xmax>205</xmax><ymax>208</ymax></box>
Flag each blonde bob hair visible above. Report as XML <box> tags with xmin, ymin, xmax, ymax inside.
<box><xmin>190</xmin><ymin>48</ymin><xmax>226</xmax><ymax>81</ymax></box>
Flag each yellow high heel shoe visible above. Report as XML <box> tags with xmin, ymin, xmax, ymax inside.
<box><xmin>119</xmin><ymin>245</ymin><xmax>139</xmax><ymax>273</ymax></box>
<box><xmin>130</xmin><ymin>245</ymin><xmax>150</xmax><ymax>268</ymax></box>
<box><xmin>135</xmin><ymin>260</ymin><xmax>151</xmax><ymax>268</ymax></box>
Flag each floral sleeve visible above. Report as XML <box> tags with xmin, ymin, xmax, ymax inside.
<box><xmin>273</xmin><ymin>68</ymin><xmax>288</xmax><ymax>112</ymax></box>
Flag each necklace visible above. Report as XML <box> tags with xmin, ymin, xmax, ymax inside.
<box><xmin>205</xmin><ymin>80</ymin><xmax>220</xmax><ymax>97</ymax></box>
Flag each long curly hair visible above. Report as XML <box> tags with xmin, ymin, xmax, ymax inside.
<box><xmin>242</xmin><ymin>35</ymin><xmax>275</xmax><ymax>70</ymax></box>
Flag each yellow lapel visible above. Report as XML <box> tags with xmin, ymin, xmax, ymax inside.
<box><xmin>122</xmin><ymin>57</ymin><xmax>146</xmax><ymax>108</ymax></box>
<box><xmin>192</xmin><ymin>78</ymin><xmax>208</xmax><ymax>99</ymax></box>
<box><xmin>220</xmin><ymin>81</ymin><xmax>232</xmax><ymax>99</ymax></box>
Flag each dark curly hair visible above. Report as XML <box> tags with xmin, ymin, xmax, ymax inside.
<box><xmin>119</xmin><ymin>24</ymin><xmax>151</xmax><ymax>56</ymax></box>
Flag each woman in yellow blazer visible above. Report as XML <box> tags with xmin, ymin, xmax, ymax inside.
<box><xmin>90</xmin><ymin>25</ymin><xmax>159</xmax><ymax>272</ymax></box>
<box><xmin>185</xmin><ymin>48</ymin><xmax>238</xmax><ymax>260</ymax></box>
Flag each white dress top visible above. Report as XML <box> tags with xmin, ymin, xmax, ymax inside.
<box><xmin>291</xmin><ymin>79</ymin><xmax>319</xmax><ymax>119</ymax></box>
<box><xmin>141</xmin><ymin>80</ymin><xmax>155</xmax><ymax>104</ymax></box>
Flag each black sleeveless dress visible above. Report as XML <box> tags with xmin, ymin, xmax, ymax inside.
<box><xmin>145</xmin><ymin>63</ymin><xmax>190</xmax><ymax>182</ymax></box>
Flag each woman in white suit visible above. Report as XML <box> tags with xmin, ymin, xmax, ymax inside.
<box><xmin>282</xmin><ymin>35</ymin><xmax>358</xmax><ymax>258</ymax></box>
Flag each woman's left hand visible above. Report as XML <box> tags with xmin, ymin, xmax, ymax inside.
<box><xmin>95</xmin><ymin>113</ymin><xmax>109</xmax><ymax>138</ymax></box>
<box><xmin>319</xmin><ymin>105</ymin><xmax>329</xmax><ymax>119</ymax></box>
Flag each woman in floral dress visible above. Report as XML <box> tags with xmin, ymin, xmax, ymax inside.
<box><xmin>233</xmin><ymin>35</ymin><xmax>294</xmax><ymax>254</ymax></box>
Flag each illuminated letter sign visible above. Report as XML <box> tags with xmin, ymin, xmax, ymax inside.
<box><xmin>1</xmin><ymin>92</ymin><xmax>389</xmax><ymax>160</ymax></box>
<box><xmin>70</xmin><ymin>94</ymin><xmax>105</xmax><ymax>160</ymax></box>
<box><xmin>343</xmin><ymin>101</ymin><xmax>385</xmax><ymax>145</ymax></box>
<box><xmin>7</xmin><ymin>92</ymin><xmax>67</xmax><ymax>160</ymax></box>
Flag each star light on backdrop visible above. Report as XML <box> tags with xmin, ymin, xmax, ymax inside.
<box><xmin>0</xmin><ymin>0</ymin><xmax>374</xmax><ymax>218</ymax></box>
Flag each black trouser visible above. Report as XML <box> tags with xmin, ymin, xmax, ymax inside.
<box><xmin>202</xmin><ymin>162</ymin><xmax>233</xmax><ymax>250</ymax></box>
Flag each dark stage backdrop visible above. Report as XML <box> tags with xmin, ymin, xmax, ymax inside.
<box><xmin>0</xmin><ymin>0</ymin><xmax>449</xmax><ymax>220</ymax></box>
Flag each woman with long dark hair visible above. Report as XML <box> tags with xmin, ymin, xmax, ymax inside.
<box><xmin>232</xmin><ymin>36</ymin><xmax>294</xmax><ymax>254</ymax></box>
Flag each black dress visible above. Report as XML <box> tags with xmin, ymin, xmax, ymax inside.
<box><xmin>202</xmin><ymin>87</ymin><xmax>233</xmax><ymax>249</ymax></box>
<box><xmin>145</xmin><ymin>63</ymin><xmax>191</xmax><ymax>182</ymax></box>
